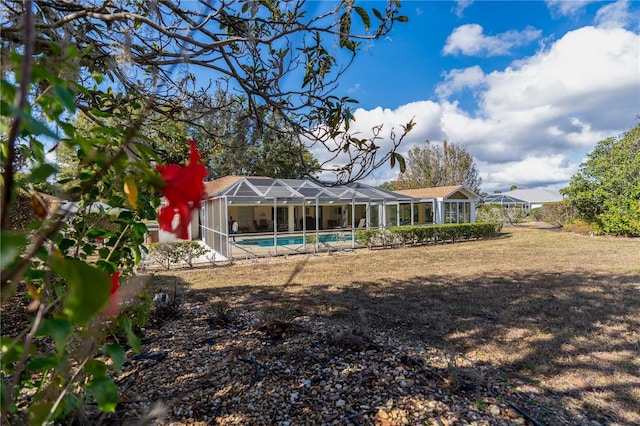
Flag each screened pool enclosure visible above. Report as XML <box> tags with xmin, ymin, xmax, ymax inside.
<box><xmin>199</xmin><ymin>177</ymin><xmax>478</xmax><ymax>259</ymax></box>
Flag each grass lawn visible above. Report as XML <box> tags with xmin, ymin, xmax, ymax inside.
<box><xmin>151</xmin><ymin>224</ymin><xmax>640</xmax><ymax>424</ymax></box>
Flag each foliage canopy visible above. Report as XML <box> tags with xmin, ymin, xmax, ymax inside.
<box><xmin>1</xmin><ymin>0</ymin><xmax>412</xmax><ymax>182</ymax></box>
<box><xmin>561</xmin><ymin>123</ymin><xmax>640</xmax><ymax>236</ymax></box>
<box><xmin>381</xmin><ymin>140</ymin><xmax>482</xmax><ymax>193</ymax></box>
<box><xmin>1</xmin><ymin>1</ymin><xmax>412</xmax><ymax>423</ymax></box>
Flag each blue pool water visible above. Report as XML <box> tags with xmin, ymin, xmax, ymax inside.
<box><xmin>237</xmin><ymin>234</ymin><xmax>352</xmax><ymax>247</ymax></box>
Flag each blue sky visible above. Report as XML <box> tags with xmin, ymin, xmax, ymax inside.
<box><xmin>307</xmin><ymin>0</ymin><xmax>640</xmax><ymax>192</ymax></box>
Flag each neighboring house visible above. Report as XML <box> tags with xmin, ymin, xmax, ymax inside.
<box><xmin>482</xmin><ymin>193</ymin><xmax>529</xmax><ymax>209</ymax></box>
<box><xmin>494</xmin><ymin>188</ymin><xmax>563</xmax><ymax>210</ymax></box>
<box><xmin>196</xmin><ymin>177</ymin><xmax>480</xmax><ymax>259</ymax></box>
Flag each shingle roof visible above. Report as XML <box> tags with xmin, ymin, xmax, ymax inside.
<box><xmin>204</xmin><ymin>176</ymin><xmax>268</xmax><ymax>197</ymax></box>
<box><xmin>394</xmin><ymin>185</ymin><xmax>464</xmax><ymax>199</ymax></box>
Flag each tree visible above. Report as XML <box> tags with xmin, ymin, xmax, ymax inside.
<box><xmin>1</xmin><ymin>2</ymin><xmax>412</xmax><ymax>422</ymax></box>
<box><xmin>382</xmin><ymin>140</ymin><xmax>482</xmax><ymax>193</ymax></box>
<box><xmin>561</xmin><ymin>123</ymin><xmax>640</xmax><ymax>236</ymax></box>
<box><xmin>1</xmin><ymin>0</ymin><xmax>412</xmax><ymax>183</ymax></box>
<box><xmin>188</xmin><ymin>92</ymin><xmax>320</xmax><ymax>180</ymax></box>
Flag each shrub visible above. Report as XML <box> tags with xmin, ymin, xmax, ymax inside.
<box><xmin>530</xmin><ymin>207</ymin><xmax>543</xmax><ymax>221</ymax></box>
<box><xmin>148</xmin><ymin>242</ymin><xmax>176</xmax><ymax>269</ymax></box>
<box><xmin>543</xmin><ymin>201</ymin><xmax>576</xmax><ymax>227</ymax></box>
<box><xmin>173</xmin><ymin>241</ymin><xmax>209</xmax><ymax>267</ymax></box>
<box><xmin>356</xmin><ymin>223</ymin><xmax>502</xmax><ymax>249</ymax></box>
<box><xmin>477</xmin><ymin>204</ymin><xmax>528</xmax><ymax>225</ymax></box>
<box><xmin>562</xmin><ymin>219</ymin><xmax>596</xmax><ymax>235</ymax></box>
<box><xmin>148</xmin><ymin>241</ymin><xmax>209</xmax><ymax>269</ymax></box>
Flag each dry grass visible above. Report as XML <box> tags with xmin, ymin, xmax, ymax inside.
<box><xmin>151</xmin><ymin>225</ymin><xmax>640</xmax><ymax>424</ymax></box>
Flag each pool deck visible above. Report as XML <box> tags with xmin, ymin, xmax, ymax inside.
<box><xmin>228</xmin><ymin>230</ymin><xmax>360</xmax><ymax>259</ymax></box>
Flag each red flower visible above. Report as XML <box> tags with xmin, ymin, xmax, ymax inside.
<box><xmin>156</xmin><ymin>140</ymin><xmax>207</xmax><ymax>239</ymax></box>
<box><xmin>102</xmin><ymin>271</ymin><xmax>120</xmax><ymax>315</ymax></box>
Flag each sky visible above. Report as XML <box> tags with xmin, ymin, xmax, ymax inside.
<box><xmin>309</xmin><ymin>0</ymin><xmax>640</xmax><ymax>193</ymax></box>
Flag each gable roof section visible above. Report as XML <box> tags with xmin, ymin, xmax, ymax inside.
<box><xmin>395</xmin><ymin>185</ymin><xmax>479</xmax><ymax>200</ymax></box>
<box><xmin>204</xmin><ymin>176</ymin><xmax>268</xmax><ymax>197</ymax></box>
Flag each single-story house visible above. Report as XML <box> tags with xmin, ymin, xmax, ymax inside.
<box><xmin>492</xmin><ymin>188</ymin><xmax>563</xmax><ymax>210</ymax></box>
<box><xmin>197</xmin><ymin>177</ymin><xmax>480</xmax><ymax>259</ymax></box>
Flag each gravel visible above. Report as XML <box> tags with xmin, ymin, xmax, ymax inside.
<box><xmin>105</xmin><ymin>294</ymin><xmax>590</xmax><ymax>425</ymax></box>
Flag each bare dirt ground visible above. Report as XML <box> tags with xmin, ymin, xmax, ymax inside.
<box><xmin>111</xmin><ymin>224</ymin><xmax>640</xmax><ymax>425</ymax></box>
<box><xmin>3</xmin><ymin>224</ymin><xmax>638</xmax><ymax>425</ymax></box>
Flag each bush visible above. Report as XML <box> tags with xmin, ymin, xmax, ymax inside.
<box><xmin>562</xmin><ymin>219</ymin><xmax>596</xmax><ymax>235</ymax></box>
<box><xmin>543</xmin><ymin>202</ymin><xmax>576</xmax><ymax>227</ymax></box>
<box><xmin>530</xmin><ymin>207</ymin><xmax>543</xmax><ymax>221</ymax></box>
<box><xmin>173</xmin><ymin>241</ymin><xmax>209</xmax><ymax>267</ymax></box>
<box><xmin>477</xmin><ymin>204</ymin><xmax>528</xmax><ymax>225</ymax></box>
<box><xmin>356</xmin><ymin>223</ymin><xmax>502</xmax><ymax>249</ymax></box>
<box><xmin>148</xmin><ymin>241</ymin><xmax>208</xmax><ymax>269</ymax></box>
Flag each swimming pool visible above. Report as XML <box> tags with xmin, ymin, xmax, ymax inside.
<box><xmin>237</xmin><ymin>233</ymin><xmax>352</xmax><ymax>247</ymax></box>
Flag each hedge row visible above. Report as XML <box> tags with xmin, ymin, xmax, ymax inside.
<box><xmin>354</xmin><ymin>222</ymin><xmax>503</xmax><ymax>249</ymax></box>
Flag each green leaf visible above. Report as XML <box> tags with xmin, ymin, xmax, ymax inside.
<box><xmin>14</xmin><ymin>110</ymin><xmax>57</xmax><ymax>138</ymax></box>
<box><xmin>86</xmin><ymin>229</ymin><xmax>116</xmax><ymax>239</ymax></box>
<box><xmin>28</xmin><ymin>163</ymin><xmax>58</xmax><ymax>183</ymax></box>
<box><xmin>0</xmin><ymin>381</ymin><xmax>13</xmax><ymax>415</ymax></box>
<box><xmin>86</xmin><ymin>376</ymin><xmax>118</xmax><ymax>412</ymax></box>
<box><xmin>91</xmin><ymin>72</ymin><xmax>104</xmax><ymax>85</ymax></box>
<box><xmin>85</xmin><ymin>359</ymin><xmax>108</xmax><ymax>378</ymax></box>
<box><xmin>29</xmin><ymin>402</ymin><xmax>55</xmax><ymax>426</ymax></box>
<box><xmin>1</xmin><ymin>337</ymin><xmax>24</xmax><ymax>370</ymax></box>
<box><xmin>393</xmin><ymin>152</ymin><xmax>406</xmax><ymax>173</ymax></box>
<box><xmin>396</xmin><ymin>15</ymin><xmax>409</xmax><ymax>23</ymax></box>
<box><xmin>89</xmin><ymin>109</ymin><xmax>112</xmax><ymax>117</ymax></box>
<box><xmin>102</xmin><ymin>344</ymin><xmax>126</xmax><ymax>372</ymax></box>
<box><xmin>36</xmin><ymin>318</ymin><xmax>71</xmax><ymax>355</ymax></box>
<box><xmin>57</xmin><ymin>238</ymin><xmax>76</xmax><ymax>253</ymax></box>
<box><xmin>52</xmin><ymin>84</ymin><xmax>76</xmax><ymax>112</ymax></box>
<box><xmin>50</xmin><ymin>258</ymin><xmax>111</xmax><ymax>324</ymax></box>
<box><xmin>25</xmin><ymin>355</ymin><xmax>60</xmax><ymax>372</ymax></box>
<box><xmin>0</xmin><ymin>232</ymin><xmax>27</xmax><ymax>269</ymax></box>
<box><xmin>119</xmin><ymin>317</ymin><xmax>141</xmax><ymax>354</ymax></box>
<box><xmin>354</xmin><ymin>6</ymin><xmax>370</xmax><ymax>32</ymax></box>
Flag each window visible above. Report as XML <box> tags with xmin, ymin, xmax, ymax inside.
<box><xmin>385</xmin><ymin>204</ymin><xmax>398</xmax><ymax>226</ymax></box>
<box><xmin>445</xmin><ymin>202</ymin><xmax>471</xmax><ymax>223</ymax></box>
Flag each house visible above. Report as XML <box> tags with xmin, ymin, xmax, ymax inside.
<box><xmin>393</xmin><ymin>185</ymin><xmax>480</xmax><ymax>224</ymax></box>
<box><xmin>197</xmin><ymin>177</ymin><xmax>480</xmax><ymax>259</ymax></box>
<box><xmin>491</xmin><ymin>188</ymin><xmax>563</xmax><ymax>210</ymax></box>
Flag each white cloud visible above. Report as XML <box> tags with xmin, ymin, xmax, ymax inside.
<box><xmin>479</xmin><ymin>27</ymin><xmax>639</xmax><ymax>126</ymax></box>
<box><xmin>480</xmin><ymin>155</ymin><xmax>579</xmax><ymax>191</ymax></box>
<box><xmin>545</xmin><ymin>0</ymin><xmax>597</xmax><ymax>17</ymax></box>
<box><xmin>595</xmin><ymin>0</ymin><xmax>635</xmax><ymax>29</ymax></box>
<box><xmin>443</xmin><ymin>24</ymin><xmax>542</xmax><ymax>57</ymax></box>
<box><xmin>357</xmin><ymin>25</ymin><xmax>640</xmax><ymax>192</ymax></box>
<box><xmin>435</xmin><ymin>66</ymin><xmax>485</xmax><ymax>100</ymax></box>
<box><xmin>454</xmin><ymin>0</ymin><xmax>473</xmax><ymax>18</ymax></box>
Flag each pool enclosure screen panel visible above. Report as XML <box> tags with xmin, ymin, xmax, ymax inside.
<box><xmin>202</xmin><ymin>197</ymin><xmax>230</xmax><ymax>258</ymax></box>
